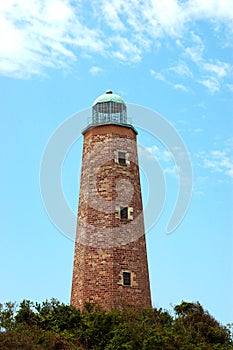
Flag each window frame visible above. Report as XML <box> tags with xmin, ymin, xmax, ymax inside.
<box><xmin>115</xmin><ymin>150</ymin><xmax>130</xmax><ymax>166</ymax></box>
<box><xmin>115</xmin><ymin>206</ymin><xmax>134</xmax><ymax>220</ymax></box>
<box><xmin>123</xmin><ymin>271</ymin><xmax>131</xmax><ymax>286</ymax></box>
<box><xmin>118</xmin><ymin>151</ymin><xmax>127</xmax><ymax>165</ymax></box>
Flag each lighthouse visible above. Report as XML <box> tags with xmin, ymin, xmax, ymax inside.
<box><xmin>71</xmin><ymin>91</ymin><xmax>151</xmax><ymax>310</ymax></box>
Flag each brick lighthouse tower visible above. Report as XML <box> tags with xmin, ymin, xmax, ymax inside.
<box><xmin>71</xmin><ymin>91</ymin><xmax>151</xmax><ymax>310</ymax></box>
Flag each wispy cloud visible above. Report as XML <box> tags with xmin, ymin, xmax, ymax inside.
<box><xmin>203</xmin><ymin>61</ymin><xmax>231</xmax><ymax>78</ymax></box>
<box><xmin>197</xmin><ymin>141</ymin><xmax>233</xmax><ymax>179</ymax></box>
<box><xmin>185</xmin><ymin>33</ymin><xmax>204</xmax><ymax>64</ymax></box>
<box><xmin>174</xmin><ymin>84</ymin><xmax>188</xmax><ymax>92</ymax></box>
<box><xmin>169</xmin><ymin>61</ymin><xmax>193</xmax><ymax>77</ymax></box>
<box><xmin>143</xmin><ymin>145</ymin><xmax>178</xmax><ymax>177</ymax></box>
<box><xmin>0</xmin><ymin>0</ymin><xmax>233</xmax><ymax>79</ymax></box>
<box><xmin>198</xmin><ymin>77</ymin><xmax>220</xmax><ymax>94</ymax></box>
<box><xmin>150</xmin><ymin>70</ymin><xmax>166</xmax><ymax>82</ymax></box>
<box><xmin>111</xmin><ymin>36</ymin><xmax>142</xmax><ymax>63</ymax></box>
<box><xmin>89</xmin><ymin>66</ymin><xmax>103</xmax><ymax>75</ymax></box>
<box><xmin>158</xmin><ymin>31</ymin><xmax>232</xmax><ymax>94</ymax></box>
<box><xmin>183</xmin><ymin>36</ymin><xmax>232</xmax><ymax>93</ymax></box>
<box><xmin>0</xmin><ymin>0</ymin><xmax>106</xmax><ymax>78</ymax></box>
<box><xmin>185</xmin><ymin>0</ymin><xmax>233</xmax><ymax>25</ymax></box>
<box><xmin>97</xmin><ymin>1</ymin><xmax>125</xmax><ymax>31</ymax></box>
<box><xmin>150</xmin><ymin>69</ymin><xmax>188</xmax><ymax>92</ymax></box>
<box><xmin>146</xmin><ymin>145</ymin><xmax>173</xmax><ymax>163</ymax></box>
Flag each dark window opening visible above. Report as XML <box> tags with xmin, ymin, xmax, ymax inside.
<box><xmin>118</xmin><ymin>151</ymin><xmax>126</xmax><ymax>165</ymax></box>
<box><xmin>120</xmin><ymin>207</ymin><xmax>128</xmax><ymax>220</ymax></box>
<box><xmin>123</xmin><ymin>272</ymin><xmax>131</xmax><ymax>286</ymax></box>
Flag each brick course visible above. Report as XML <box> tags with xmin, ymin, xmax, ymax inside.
<box><xmin>71</xmin><ymin>124</ymin><xmax>152</xmax><ymax>310</ymax></box>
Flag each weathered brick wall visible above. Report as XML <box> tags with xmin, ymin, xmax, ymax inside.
<box><xmin>71</xmin><ymin>124</ymin><xmax>152</xmax><ymax>310</ymax></box>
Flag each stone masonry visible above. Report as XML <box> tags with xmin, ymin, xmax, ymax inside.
<box><xmin>71</xmin><ymin>123</ymin><xmax>152</xmax><ymax>310</ymax></box>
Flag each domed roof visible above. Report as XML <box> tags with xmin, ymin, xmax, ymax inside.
<box><xmin>92</xmin><ymin>90</ymin><xmax>125</xmax><ymax>106</ymax></box>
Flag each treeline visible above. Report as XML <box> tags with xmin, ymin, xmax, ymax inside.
<box><xmin>0</xmin><ymin>299</ymin><xmax>232</xmax><ymax>349</ymax></box>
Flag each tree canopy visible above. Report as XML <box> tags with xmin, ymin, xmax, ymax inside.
<box><xmin>0</xmin><ymin>299</ymin><xmax>232</xmax><ymax>350</ymax></box>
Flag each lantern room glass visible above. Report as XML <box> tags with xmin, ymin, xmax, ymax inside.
<box><xmin>92</xmin><ymin>101</ymin><xmax>127</xmax><ymax>126</ymax></box>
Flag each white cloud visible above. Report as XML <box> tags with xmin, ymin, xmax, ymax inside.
<box><xmin>111</xmin><ymin>36</ymin><xmax>142</xmax><ymax>63</ymax></box>
<box><xmin>96</xmin><ymin>1</ymin><xmax>125</xmax><ymax>31</ymax></box>
<box><xmin>95</xmin><ymin>0</ymin><xmax>233</xmax><ymax>39</ymax></box>
<box><xmin>146</xmin><ymin>145</ymin><xmax>173</xmax><ymax>163</ymax></box>
<box><xmin>171</xmin><ymin>31</ymin><xmax>232</xmax><ymax>94</ymax></box>
<box><xmin>185</xmin><ymin>42</ymin><xmax>204</xmax><ymax>64</ymax></box>
<box><xmin>169</xmin><ymin>61</ymin><xmax>193</xmax><ymax>77</ymax></box>
<box><xmin>173</xmin><ymin>84</ymin><xmax>188</xmax><ymax>92</ymax></box>
<box><xmin>150</xmin><ymin>70</ymin><xmax>166</xmax><ymax>82</ymax></box>
<box><xmin>161</xmin><ymin>31</ymin><xmax>232</xmax><ymax>94</ymax></box>
<box><xmin>0</xmin><ymin>0</ymin><xmax>106</xmax><ymax>78</ymax></box>
<box><xmin>142</xmin><ymin>0</ymin><xmax>186</xmax><ymax>37</ymax></box>
<box><xmin>164</xmin><ymin>165</ymin><xmax>178</xmax><ymax>177</ymax></box>
<box><xmin>142</xmin><ymin>144</ymin><xmax>178</xmax><ymax>178</ymax></box>
<box><xmin>89</xmin><ymin>66</ymin><xmax>103</xmax><ymax>75</ymax></box>
<box><xmin>203</xmin><ymin>61</ymin><xmax>231</xmax><ymax>78</ymax></box>
<box><xmin>197</xmin><ymin>142</ymin><xmax>233</xmax><ymax>179</ymax></box>
<box><xmin>183</xmin><ymin>39</ymin><xmax>233</xmax><ymax>94</ymax></box>
<box><xmin>185</xmin><ymin>0</ymin><xmax>233</xmax><ymax>24</ymax></box>
<box><xmin>150</xmin><ymin>69</ymin><xmax>189</xmax><ymax>92</ymax></box>
<box><xmin>0</xmin><ymin>0</ymin><xmax>233</xmax><ymax>78</ymax></box>
<box><xmin>198</xmin><ymin>77</ymin><xmax>220</xmax><ymax>93</ymax></box>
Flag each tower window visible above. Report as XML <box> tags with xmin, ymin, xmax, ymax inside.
<box><xmin>116</xmin><ymin>206</ymin><xmax>133</xmax><ymax>220</ymax></box>
<box><xmin>120</xmin><ymin>207</ymin><xmax>128</xmax><ymax>219</ymax></box>
<box><xmin>118</xmin><ymin>151</ymin><xmax>126</xmax><ymax>165</ymax></box>
<box><xmin>123</xmin><ymin>272</ymin><xmax>131</xmax><ymax>286</ymax></box>
<box><xmin>115</xmin><ymin>150</ymin><xmax>130</xmax><ymax>166</ymax></box>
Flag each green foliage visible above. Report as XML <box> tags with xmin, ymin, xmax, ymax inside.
<box><xmin>0</xmin><ymin>324</ymin><xmax>73</xmax><ymax>350</ymax></box>
<box><xmin>0</xmin><ymin>302</ymin><xmax>15</xmax><ymax>331</ymax></box>
<box><xmin>15</xmin><ymin>299</ymin><xmax>37</xmax><ymax>326</ymax></box>
<box><xmin>174</xmin><ymin>301</ymin><xmax>231</xmax><ymax>346</ymax></box>
<box><xmin>35</xmin><ymin>298</ymin><xmax>82</xmax><ymax>332</ymax></box>
<box><xmin>0</xmin><ymin>299</ymin><xmax>232</xmax><ymax>350</ymax></box>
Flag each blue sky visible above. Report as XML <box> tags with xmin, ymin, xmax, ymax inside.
<box><xmin>0</xmin><ymin>0</ymin><xmax>232</xmax><ymax>325</ymax></box>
